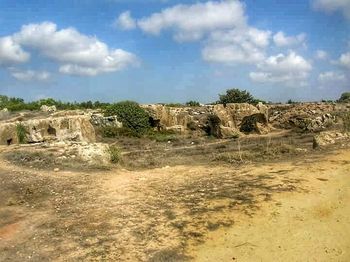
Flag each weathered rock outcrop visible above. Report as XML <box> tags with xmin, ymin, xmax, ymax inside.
<box><xmin>40</xmin><ymin>105</ymin><xmax>57</xmax><ymax>113</ymax></box>
<box><xmin>143</xmin><ymin>103</ymin><xmax>266</xmax><ymax>137</ymax></box>
<box><xmin>313</xmin><ymin>131</ymin><xmax>349</xmax><ymax>148</ymax></box>
<box><xmin>212</xmin><ymin>103</ymin><xmax>260</xmax><ymax>129</ymax></box>
<box><xmin>240</xmin><ymin>113</ymin><xmax>269</xmax><ymax>134</ymax></box>
<box><xmin>90</xmin><ymin>114</ymin><xmax>123</xmax><ymax>128</ymax></box>
<box><xmin>268</xmin><ymin>103</ymin><xmax>345</xmax><ymax>131</ymax></box>
<box><xmin>0</xmin><ymin>115</ymin><xmax>95</xmax><ymax>145</ymax></box>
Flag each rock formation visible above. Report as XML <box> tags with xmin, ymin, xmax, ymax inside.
<box><xmin>0</xmin><ymin>114</ymin><xmax>95</xmax><ymax>145</ymax></box>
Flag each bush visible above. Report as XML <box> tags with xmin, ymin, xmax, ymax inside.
<box><xmin>101</xmin><ymin>126</ymin><xmax>138</xmax><ymax>138</ymax></box>
<box><xmin>218</xmin><ymin>88</ymin><xmax>257</xmax><ymax>105</ymax></box>
<box><xmin>16</xmin><ymin>123</ymin><xmax>27</xmax><ymax>144</ymax></box>
<box><xmin>185</xmin><ymin>100</ymin><xmax>201</xmax><ymax>107</ymax></box>
<box><xmin>104</xmin><ymin>101</ymin><xmax>151</xmax><ymax>135</ymax></box>
<box><xmin>338</xmin><ymin>92</ymin><xmax>350</xmax><ymax>103</ymax></box>
<box><xmin>109</xmin><ymin>145</ymin><xmax>121</xmax><ymax>164</ymax></box>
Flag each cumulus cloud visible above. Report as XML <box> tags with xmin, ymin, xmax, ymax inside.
<box><xmin>312</xmin><ymin>0</ymin><xmax>350</xmax><ymax>19</ymax></box>
<box><xmin>137</xmin><ymin>1</ymin><xmax>246</xmax><ymax>41</ymax></box>
<box><xmin>202</xmin><ymin>27</ymin><xmax>271</xmax><ymax>64</ymax></box>
<box><xmin>0</xmin><ymin>36</ymin><xmax>30</xmax><ymax>65</ymax></box>
<box><xmin>315</xmin><ymin>50</ymin><xmax>328</xmax><ymax>60</ymax></box>
<box><xmin>336</xmin><ymin>52</ymin><xmax>350</xmax><ymax>69</ymax></box>
<box><xmin>115</xmin><ymin>11</ymin><xmax>136</xmax><ymax>30</ymax></box>
<box><xmin>249</xmin><ymin>52</ymin><xmax>312</xmax><ymax>87</ymax></box>
<box><xmin>273</xmin><ymin>31</ymin><xmax>306</xmax><ymax>47</ymax></box>
<box><xmin>11</xmin><ymin>69</ymin><xmax>51</xmax><ymax>81</ymax></box>
<box><xmin>10</xmin><ymin>22</ymin><xmax>139</xmax><ymax>76</ymax></box>
<box><xmin>318</xmin><ymin>71</ymin><xmax>346</xmax><ymax>83</ymax></box>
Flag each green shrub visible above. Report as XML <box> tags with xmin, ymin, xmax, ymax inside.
<box><xmin>104</xmin><ymin>101</ymin><xmax>151</xmax><ymax>135</ymax></box>
<box><xmin>185</xmin><ymin>100</ymin><xmax>201</xmax><ymax>107</ymax></box>
<box><xmin>101</xmin><ymin>126</ymin><xmax>138</xmax><ymax>138</ymax></box>
<box><xmin>16</xmin><ymin>123</ymin><xmax>27</xmax><ymax>144</ymax></box>
<box><xmin>109</xmin><ymin>145</ymin><xmax>121</xmax><ymax>164</ymax></box>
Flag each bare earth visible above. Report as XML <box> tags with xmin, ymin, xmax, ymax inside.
<box><xmin>0</xmin><ymin>146</ymin><xmax>349</xmax><ymax>261</ymax></box>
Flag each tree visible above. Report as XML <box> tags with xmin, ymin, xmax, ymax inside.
<box><xmin>218</xmin><ymin>88</ymin><xmax>255</xmax><ymax>105</ymax></box>
<box><xmin>339</xmin><ymin>92</ymin><xmax>350</xmax><ymax>103</ymax></box>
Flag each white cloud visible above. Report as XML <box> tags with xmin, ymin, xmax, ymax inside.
<box><xmin>312</xmin><ymin>0</ymin><xmax>350</xmax><ymax>19</ymax></box>
<box><xmin>1</xmin><ymin>22</ymin><xmax>138</xmax><ymax>76</ymax></box>
<box><xmin>202</xmin><ymin>27</ymin><xmax>271</xmax><ymax>64</ymax></box>
<box><xmin>14</xmin><ymin>22</ymin><xmax>139</xmax><ymax>76</ymax></box>
<box><xmin>11</xmin><ymin>69</ymin><xmax>51</xmax><ymax>81</ymax></box>
<box><xmin>249</xmin><ymin>52</ymin><xmax>312</xmax><ymax>87</ymax></box>
<box><xmin>0</xmin><ymin>36</ymin><xmax>30</xmax><ymax>65</ymax></box>
<box><xmin>273</xmin><ymin>31</ymin><xmax>306</xmax><ymax>47</ymax></box>
<box><xmin>318</xmin><ymin>71</ymin><xmax>346</xmax><ymax>83</ymax></box>
<box><xmin>115</xmin><ymin>11</ymin><xmax>136</xmax><ymax>30</ymax></box>
<box><xmin>315</xmin><ymin>50</ymin><xmax>328</xmax><ymax>60</ymax></box>
<box><xmin>137</xmin><ymin>1</ymin><xmax>246</xmax><ymax>41</ymax></box>
<box><xmin>337</xmin><ymin>52</ymin><xmax>350</xmax><ymax>69</ymax></box>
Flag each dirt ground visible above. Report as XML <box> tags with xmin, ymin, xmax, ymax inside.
<box><xmin>0</xmin><ymin>142</ymin><xmax>349</xmax><ymax>261</ymax></box>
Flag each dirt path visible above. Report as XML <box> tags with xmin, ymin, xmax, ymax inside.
<box><xmin>0</xmin><ymin>147</ymin><xmax>349</xmax><ymax>261</ymax></box>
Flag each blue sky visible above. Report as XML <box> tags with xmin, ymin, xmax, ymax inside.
<box><xmin>0</xmin><ymin>0</ymin><xmax>349</xmax><ymax>103</ymax></box>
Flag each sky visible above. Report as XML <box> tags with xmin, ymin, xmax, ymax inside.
<box><xmin>0</xmin><ymin>0</ymin><xmax>349</xmax><ymax>103</ymax></box>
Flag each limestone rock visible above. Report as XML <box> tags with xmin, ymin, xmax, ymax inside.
<box><xmin>40</xmin><ymin>105</ymin><xmax>57</xmax><ymax>113</ymax></box>
<box><xmin>90</xmin><ymin>114</ymin><xmax>123</xmax><ymax>128</ymax></box>
<box><xmin>313</xmin><ymin>131</ymin><xmax>349</xmax><ymax>148</ymax></box>
<box><xmin>240</xmin><ymin>113</ymin><xmax>269</xmax><ymax>134</ymax></box>
<box><xmin>0</xmin><ymin>115</ymin><xmax>95</xmax><ymax>145</ymax></box>
<box><xmin>77</xmin><ymin>143</ymin><xmax>111</xmax><ymax>165</ymax></box>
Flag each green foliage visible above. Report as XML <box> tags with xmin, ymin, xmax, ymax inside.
<box><xmin>16</xmin><ymin>123</ymin><xmax>27</xmax><ymax>144</ymax></box>
<box><xmin>104</xmin><ymin>101</ymin><xmax>151</xmax><ymax>134</ymax></box>
<box><xmin>0</xmin><ymin>94</ymin><xmax>111</xmax><ymax>111</ymax></box>
<box><xmin>165</xmin><ymin>103</ymin><xmax>184</xmax><ymax>107</ymax></box>
<box><xmin>109</xmin><ymin>145</ymin><xmax>121</xmax><ymax>164</ymax></box>
<box><xmin>338</xmin><ymin>92</ymin><xmax>350</xmax><ymax>103</ymax></box>
<box><xmin>146</xmin><ymin>130</ymin><xmax>178</xmax><ymax>142</ymax></box>
<box><xmin>185</xmin><ymin>100</ymin><xmax>201</xmax><ymax>107</ymax></box>
<box><xmin>287</xmin><ymin>99</ymin><xmax>297</xmax><ymax>104</ymax></box>
<box><xmin>218</xmin><ymin>88</ymin><xmax>257</xmax><ymax>104</ymax></box>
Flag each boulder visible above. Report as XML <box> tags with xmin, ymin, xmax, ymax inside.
<box><xmin>90</xmin><ymin>114</ymin><xmax>123</xmax><ymax>128</ymax></box>
<box><xmin>313</xmin><ymin>131</ymin><xmax>349</xmax><ymax>148</ymax></box>
<box><xmin>40</xmin><ymin>105</ymin><xmax>57</xmax><ymax>113</ymax></box>
<box><xmin>76</xmin><ymin>143</ymin><xmax>111</xmax><ymax>165</ymax></box>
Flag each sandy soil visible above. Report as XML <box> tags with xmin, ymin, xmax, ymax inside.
<box><xmin>192</xmin><ymin>150</ymin><xmax>350</xmax><ymax>262</ymax></box>
<box><xmin>0</xmin><ymin>145</ymin><xmax>349</xmax><ymax>261</ymax></box>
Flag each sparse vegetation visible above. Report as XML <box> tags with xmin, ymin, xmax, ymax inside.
<box><xmin>16</xmin><ymin>123</ymin><xmax>27</xmax><ymax>144</ymax></box>
<box><xmin>109</xmin><ymin>145</ymin><xmax>121</xmax><ymax>164</ymax></box>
